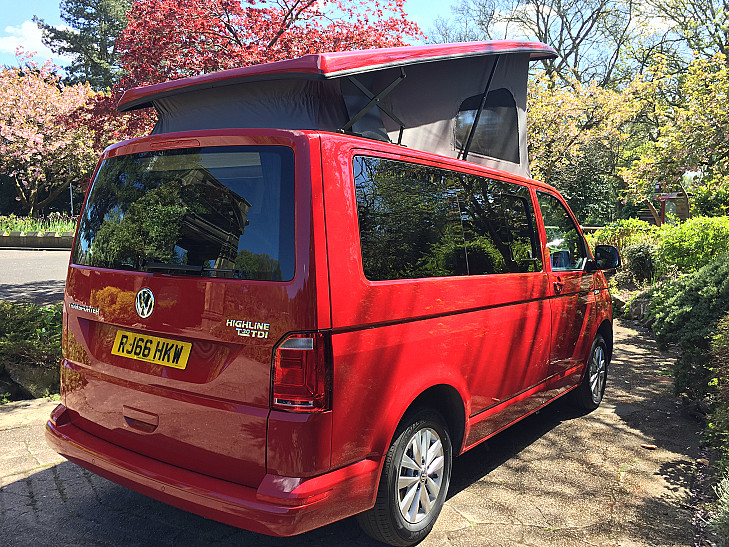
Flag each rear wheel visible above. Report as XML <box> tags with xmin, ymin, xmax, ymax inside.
<box><xmin>571</xmin><ymin>334</ymin><xmax>609</xmax><ymax>410</ymax></box>
<box><xmin>357</xmin><ymin>409</ymin><xmax>452</xmax><ymax>546</ymax></box>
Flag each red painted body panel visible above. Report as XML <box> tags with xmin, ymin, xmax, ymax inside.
<box><xmin>46</xmin><ymin>404</ymin><xmax>376</xmax><ymax>537</ymax></box>
<box><xmin>49</xmin><ymin>127</ymin><xmax>613</xmax><ymax>538</ymax></box>
<box><xmin>61</xmin><ymin>130</ymin><xmax>326</xmax><ymax>487</ymax></box>
<box><xmin>118</xmin><ymin>41</ymin><xmax>557</xmax><ymax>112</ymax></box>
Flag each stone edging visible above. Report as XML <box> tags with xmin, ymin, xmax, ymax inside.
<box><xmin>0</xmin><ymin>231</ymin><xmax>75</xmax><ymax>249</ymax></box>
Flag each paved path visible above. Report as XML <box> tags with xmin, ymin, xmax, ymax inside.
<box><xmin>0</xmin><ymin>320</ymin><xmax>700</xmax><ymax>546</ymax></box>
<box><xmin>0</xmin><ymin>250</ymin><xmax>70</xmax><ymax>305</ymax></box>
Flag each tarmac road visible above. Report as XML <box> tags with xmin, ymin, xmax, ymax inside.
<box><xmin>0</xmin><ymin>320</ymin><xmax>701</xmax><ymax>546</ymax></box>
<box><xmin>0</xmin><ymin>249</ymin><xmax>70</xmax><ymax>305</ymax></box>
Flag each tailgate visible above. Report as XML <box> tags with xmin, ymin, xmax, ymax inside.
<box><xmin>61</xmin><ymin>140</ymin><xmax>317</xmax><ymax>488</ymax></box>
<box><xmin>63</xmin><ymin>267</ymin><xmax>305</xmax><ymax>487</ymax></box>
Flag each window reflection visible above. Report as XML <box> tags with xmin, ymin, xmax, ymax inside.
<box><xmin>537</xmin><ymin>191</ymin><xmax>588</xmax><ymax>271</ymax></box>
<box><xmin>354</xmin><ymin>156</ymin><xmax>542</xmax><ymax>281</ymax></box>
<box><xmin>73</xmin><ymin>147</ymin><xmax>295</xmax><ymax>281</ymax></box>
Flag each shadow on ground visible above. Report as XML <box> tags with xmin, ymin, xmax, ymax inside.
<box><xmin>0</xmin><ymin>280</ymin><xmax>65</xmax><ymax>305</ymax></box>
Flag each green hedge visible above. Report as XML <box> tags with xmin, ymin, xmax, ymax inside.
<box><xmin>0</xmin><ymin>302</ymin><xmax>62</xmax><ymax>397</ymax></box>
<box><xmin>708</xmin><ymin>312</ymin><xmax>729</xmax><ymax>470</ymax></box>
<box><xmin>656</xmin><ymin>216</ymin><xmax>729</xmax><ymax>275</ymax></box>
<box><xmin>591</xmin><ymin>218</ymin><xmax>660</xmax><ymax>253</ymax></box>
<box><xmin>646</xmin><ymin>254</ymin><xmax>729</xmax><ymax>398</ymax></box>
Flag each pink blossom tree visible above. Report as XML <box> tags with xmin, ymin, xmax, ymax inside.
<box><xmin>0</xmin><ymin>53</ymin><xmax>99</xmax><ymax>216</ymax></box>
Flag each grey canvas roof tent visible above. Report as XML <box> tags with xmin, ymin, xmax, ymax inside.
<box><xmin>118</xmin><ymin>41</ymin><xmax>557</xmax><ymax>178</ymax></box>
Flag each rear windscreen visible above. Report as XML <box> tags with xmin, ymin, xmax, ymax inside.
<box><xmin>73</xmin><ymin>146</ymin><xmax>295</xmax><ymax>281</ymax></box>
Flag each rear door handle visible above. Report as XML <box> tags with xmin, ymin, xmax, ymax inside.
<box><xmin>123</xmin><ymin>405</ymin><xmax>159</xmax><ymax>433</ymax></box>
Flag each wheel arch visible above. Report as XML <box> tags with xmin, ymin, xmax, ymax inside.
<box><xmin>395</xmin><ymin>384</ymin><xmax>467</xmax><ymax>456</ymax></box>
<box><xmin>596</xmin><ymin>319</ymin><xmax>613</xmax><ymax>363</ymax></box>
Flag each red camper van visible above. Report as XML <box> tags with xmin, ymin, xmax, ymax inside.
<box><xmin>46</xmin><ymin>41</ymin><xmax>620</xmax><ymax>546</ymax></box>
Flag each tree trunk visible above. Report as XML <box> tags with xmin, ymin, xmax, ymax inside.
<box><xmin>642</xmin><ymin>199</ymin><xmax>662</xmax><ymax>226</ymax></box>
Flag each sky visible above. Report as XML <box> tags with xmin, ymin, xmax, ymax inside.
<box><xmin>0</xmin><ymin>0</ymin><xmax>454</xmax><ymax>69</ymax></box>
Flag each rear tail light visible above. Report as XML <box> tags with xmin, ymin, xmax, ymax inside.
<box><xmin>272</xmin><ymin>332</ymin><xmax>331</xmax><ymax>412</ymax></box>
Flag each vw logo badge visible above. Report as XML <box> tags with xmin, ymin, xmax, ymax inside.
<box><xmin>135</xmin><ymin>288</ymin><xmax>155</xmax><ymax>319</ymax></box>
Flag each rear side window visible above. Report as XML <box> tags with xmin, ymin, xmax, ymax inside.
<box><xmin>73</xmin><ymin>146</ymin><xmax>295</xmax><ymax>281</ymax></box>
<box><xmin>354</xmin><ymin>156</ymin><xmax>542</xmax><ymax>281</ymax></box>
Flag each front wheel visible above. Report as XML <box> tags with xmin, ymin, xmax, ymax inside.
<box><xmin>571</xmin><ymin>334</ymin><xmax>609</xmax><ymax>410</ymax></box>
<box><xmin>357</xmin><ymin>409</ymin><xmax>452</xmax><ymax>546</ymax></box>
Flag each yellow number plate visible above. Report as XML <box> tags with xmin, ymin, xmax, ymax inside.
<box><xmin>111</xmin><ymin>330</ymin><xmax>192</xmax><ymax>370</ymax></box>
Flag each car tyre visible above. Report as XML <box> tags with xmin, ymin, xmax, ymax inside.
<box><xmin>571</xmin><ymin>333</ymin><xmax>609</xmax><ymax>410</ymax></box>
<box><xmin>357</xmin><ymin>408</ymin><xmax>452</xmax><ymax>546</ymax></box>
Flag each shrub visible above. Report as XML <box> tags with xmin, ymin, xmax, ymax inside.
<box><xmin>708</xmin><ymin>471</ymin><xmax>729</xmax><ymax>546</ymax></box>
<box><xmin>708</xmin><ymin>312</ymin><xmax>729</xmax><ymax>469</ymax></box>
<box><xmin>646</xmin><ymin>254</ymin><xmax>729</xmax><ymax>398</ymax></box>
<box><xmin>656</xmin><ymin>216</ymin><xmax>729</xmax><ymax>275</ymax></box>
<box><xmin>0</xmin><ymin>302</ymin><xmax>62</xmax><ymax>396</ymax></box>
<box><xmin>592</xmin><ymin>218</ymin><xmax>660</xmax><ymax>255</ymax></box>
<box><xmin>622</xmin><ymin>243</ymin><xmax>656</xmax><ymax>283</ymax></box>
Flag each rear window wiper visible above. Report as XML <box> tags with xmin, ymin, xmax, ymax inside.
<box><xmin>141</xmin><ymin>261</ymin><xmax>241</xmax><ymax>277</ymax></box>
<box><xmin>142</xmin><ymin>261</ymin><xmax>203</xmax><ymax>273</ymax></box>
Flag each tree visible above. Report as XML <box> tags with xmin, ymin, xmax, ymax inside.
<box><xmin>620</xmin><ymin>54</ymin><xmax>729</xmax><ymax>215</ymax></box>
<box><xmin>430</xmin><ymin>0</ymin><xmax>636</xmax><ymax>87</ymax></box>
<box><xmin>115</xmin><ymin>0</ymin><xmax>421</xmax><ymax>88</ymax></box>
<box><xmin>644</xmin><ymin>0</ymin><xmax>729</xmax><ymax>59</ymax></box>
<box><xmin>0</xmin><ymin>55</ymin><xmax>98</xmax><ymax>216</ymax></box>
<box><xmin>34</xmin><ymin>0</ymin><xmax>132</xmax><ymax>89</ymax></box>
<box><xmin>526</xmin><ymin>73</ymin><xmax>648</xmax><ymax>223</ymax></box>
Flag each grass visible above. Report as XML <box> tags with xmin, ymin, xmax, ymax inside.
<box><xmin>0</xmin><ymin>213</ymin><xmax>77</xmax><ymax>234</ymax></box>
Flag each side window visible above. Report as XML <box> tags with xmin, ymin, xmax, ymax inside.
<box><xmin>354</xmin><ymin>156</ymin><xmax>542</xmax><ymax>281</ymax></box>
<box><xmin>537</xmin><ymin>191</ymin><xmax>588</xmax><ymax>271</ymax></box>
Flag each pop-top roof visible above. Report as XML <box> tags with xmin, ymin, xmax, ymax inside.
<box><xmin>118</xmin><ymin>41</ymin><xmax>556</xmax><ymax>112</ymax></box>
<box><xmin>116</xmin><ymin>41</ymin><xmax>557</xmax><ymax>178</ymax></box>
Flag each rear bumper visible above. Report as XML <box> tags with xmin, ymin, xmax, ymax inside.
<box><xmin>45</xmin><ymin>404</ymin><xmax>379</xmax><ymax>537</ymax></box>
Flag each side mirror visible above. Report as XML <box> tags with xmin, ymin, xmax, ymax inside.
<box><xmin>594</xmin><ymin>245</ymin><xmax>621</xmax><ymax>270</ymax></box>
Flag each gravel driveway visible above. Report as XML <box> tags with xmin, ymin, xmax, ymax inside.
<box><xmin>0</xmin><ymin>319</ymin><xmax>700</xmax><ymax>546</ymax></box>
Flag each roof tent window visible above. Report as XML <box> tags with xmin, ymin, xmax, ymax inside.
<box><xmin>455</xmin><ymin>88</ymin><xmax>519</xmax><ymax>164</ymax></box>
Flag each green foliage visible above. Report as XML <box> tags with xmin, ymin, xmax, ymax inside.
<box><xmin>693</xmin><ymin>177</ymin><xmax>729</xmax><ymax>217</ymax></box>
<box><xmin>708</xmin><ymin>471</ymin><xmax>729</xmax><ymax>545</ymax></box>
<box><xmin>592</xmin><ymin>218</ymin><xmax>660</xmax><ymax>254</ymax></box>
<box><xmin>234</xmin><ymin>250</ymin><xmax>283</xmax><ymax>281</ymax></box>
<box><xmin>0</xmin><ymin>302</ymin><xmax>62</xmax><ymax>391</ymax></box>
<box><xmin>90</xmin><ymin>183</ymin><xmax>186</xmax><ymax>268</ymax></box>
<box><xmin>620</xmin><ymin>54</ymin><xmax>729</xmax><ymax>204</ymax></box>
<box><xmin>707</xmin><ymin>313</ymin><xmax>729</xmax><ymax>471</ymax></box>
<box><xmin>593</xmin><ymin>216</ymin><xmax>729</xmax><ymax>280</ymax></box>
<box><xmin>646</xmin><ymin>254</ymin><xmax>729</xmax><ymax>398</ymax></box>
<box><xmin>655</xmin><ymin>216</ymin><xmax>729</xmax><ymax>274</ymax></box>
<box><xmin>622</xmin><ymin>243</ymin><xmax>656</xmax><ymax>283</ymax></box>
<box><xmin>425</xmin><ymin>233</ymin><xmax>507</xmax><ymax>277</ymax></box>
<box><xmin>34</xmin><ymin>0</ymin><xmax>132</xmax><ymax>89</ymax></box>
<box><xmin>0</xmin><ymin>213</ymin><xmax>77</xmax><ymax>233</ymax></box>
